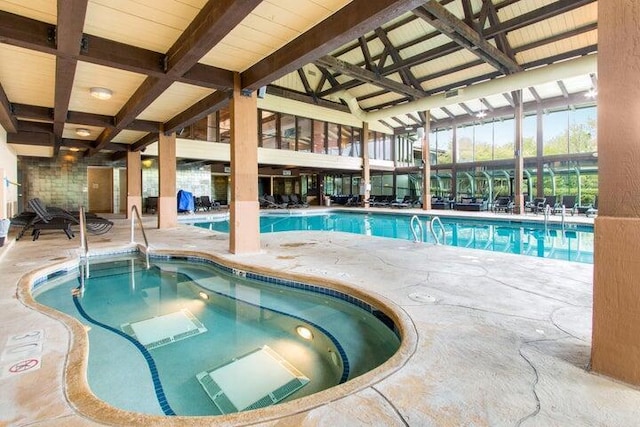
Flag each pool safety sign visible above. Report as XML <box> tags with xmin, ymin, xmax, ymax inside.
<box><xmin>1</xmin><ymin>330</ymin><xmax>44</xmax><ymax>378</ymax></box>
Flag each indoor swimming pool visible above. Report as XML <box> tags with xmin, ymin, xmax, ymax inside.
<box><xmin>190</xmin><ymin>211</ymin><xmax>594</xmax><ymax>263</ymax></box>
<box><xmin>32</xmin><ymin>253</ymin><xmax>400</xmax><ymax>416</ymax></box>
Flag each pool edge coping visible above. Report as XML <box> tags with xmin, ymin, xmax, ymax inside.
<box><xmin>17</xmin><ymin>244</ymin><xmax>419</xmax><ymax>426</ymax></box>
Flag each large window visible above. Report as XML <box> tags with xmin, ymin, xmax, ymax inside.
<box><xmin>435</xmin><ymin>128</ymin><xmax>452</xmax><ymax>164</ymax></box>
<box><xmin>297</xmin><ymin>118</ymin><xmax>311</xmax><ymax>152</ymax></box>
<box><xmin>327</xmin><ymin>123</ymin><xmax>340</xmax><ymax>155</ymax></box>
<box><xmin>281</xmin><ymin>114</ymin><xmax>296</xmax><ymax>151</ymax></box>
<box><xmin>341</xmin><ymin>126</ymin><xmax>353</xmax><ymax>156</ymax></box>
<box><xmin>313</xmin><ymin>121</ymin><xmax>326</xmax><ymax>154</ymax></box>
<box><xmin>522</xmin><ymin>114</ymin><xmax>537</xmax><ymax>157</ymax></box>
<box><xmin>494</xmin><ymin>118</ymin><xmax>514</xmax><ymax>160</ymax></box>
<box><xmin>260</xmin><ymin>111</ymin><xmax>277</xmax><ymax>148</ymax></box>
<box><xmin>543</xmin><ymin>110</ymin><xmax>570</xmax><ymax>155</ymax></box>
<box><xmin>475</xmin><ymin>121</ymin><xmax>493</xmax><ymax>161</ymax></box>
<box><xmin>569</xmin><ymin>106</ymin><xmax>597</xmax><ymax>154</ymax></box>
<box><xmin>457</xmin><ymin>125</ymin><xmax>474</xmax><ymax>163</ymax></box>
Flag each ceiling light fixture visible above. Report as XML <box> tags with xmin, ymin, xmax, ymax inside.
<box><xmin>69</xmin><ymin>147</ymin><xmax>80</xmax><ymax>152</ymax></box>
<box><xmin>585</xmin><ymin>88</ymin><xmax>597</xmax><ymax>99</ymax></box>
<box><xmin>90</xmin><ymin>87</ymin><xmax>113</xmax><ymax>100</ymax></box>
<box><xmin>476</xmin><ymin>110</ymin><xmax>487</xmax><ymax>118</ymax></box>
<box><xmin>75</xmin><ymin>128</ymin><xmax>91</xmax><ymax>137</ymax></box>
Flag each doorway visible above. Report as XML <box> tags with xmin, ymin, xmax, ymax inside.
<box><xmin>88</xmin><ymin>167</ymin><xmax>113</xmax><ymax>213</ymax></box>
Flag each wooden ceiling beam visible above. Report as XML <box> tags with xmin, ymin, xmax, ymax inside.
<box><xmin>164</xmin><ymin>89</ymin><xmax>232</xmax><ymax>135</ymax></box>
<box><xmin>241</xmin><ymin>0</ymin><xmax>428</xmax><ymax>90</ymax></box>
<box><xmin>374</xmin><ymin>27</ymin><xmax>425</xmax><ymax>97</ymax></box>
<box><xmin>90</xmin><ymin>0</ymin><xmax>254</xmax><ymax>155</ymax></box>
<box><xmin>417</xmin><ymin>1</ymin><xmax>521</xmax><ymax>74</ymax></box>
<box><xmin>266</xmin><ymin>85</ymin><xmax>350</xmax><ymax>113</ymax></box>
<box><xmin>316</xmin><ymin>55</ymin><xmax>425</xmax><ymax>98</ymax></box>
<box><xmin>164</xmin><ymin>0</ymin><xmax>262</xmax><ymax>77</ymax></box>
<box><xmin>0</xmin><ymin>9</ymin><xmax>233</xmax><ymax>90</ymax></box>
<box><xmin>130</xmin><ymin>132</ymin><xmax>159</xmax><ymax>152</ymax></box>
<box><xmin>0</xmin><ymin>83</ymin><xmax>18</xmax><ymax>133</ymax></box>
<box><xmin>7</xmin><ymin>131</ymin><xmax>54</xmax><ymax>146</ymax></box>
<box><xmin>53</xmin><ymin>0</ymin><xmax>88</xmax><ymax>138</ymax></box>
<box><xmin>11</xmin><ymin>103</ymin><xmax>160</xmax><ymax>132</ymax></box>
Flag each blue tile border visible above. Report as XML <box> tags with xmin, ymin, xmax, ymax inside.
<box><xmin>71</xmin><ymin>289</ymin><xmax>176</xmax><ymax>416</ymax></box>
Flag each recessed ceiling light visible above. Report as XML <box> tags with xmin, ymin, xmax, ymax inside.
<box><xmin>90</xmin><ymin>87</ymin><xmax>113</xmax><ymax>100</ymax></box>
<box><xmin>75</xmin><ymin>128</ymin><xmax>91</xmax><ymax>137</ymax></box>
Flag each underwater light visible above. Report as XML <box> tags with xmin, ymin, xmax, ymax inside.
<box><xmin>296</xmin><ymin>326</ymin><xmax>313</xmax><ymax>340</ymax></box>
<box><xmin>199</xmin><ymin>291</ymin><xmax>209</xmax><ymax>300</ymax></box>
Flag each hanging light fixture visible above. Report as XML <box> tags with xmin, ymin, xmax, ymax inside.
<box><xmin>90</xmin><ymin>87</ymin><xmax>113</xmax><ymax>100</ymax></box>
<box><xmin>476</xmin><ymin>110</ymin><xmax>487</xmax><ymax>119</ymax></box>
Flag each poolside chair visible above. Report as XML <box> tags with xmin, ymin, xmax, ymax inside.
<box><xmin>26</xmin><ymin>198</ymin><xmax>113</xmax><ymax>240</ymax></box>
<box><xmin>391</xmin><ymin>195</ymin><xmax>413</xmax><ymax>208</ymax></box>
<box><xmin>555</xmin><ymin>195</ymin><xmax>577</xmax><ymax>216</ymax></box>
<box><xmin>586</xmin><ymin>196</ymin><xmax>598</xmax><ymax>217</ymax></box>
<box><xmin>264</xmin><ymin>195</ymin><xmax>287</xmax><ymax>209</ymax></box>
<box><xmin>199</xmin><ymin>196</ymin><xmax>220</xmax><ymax>211</ymax></box>
<box><xmin>492</xmin><ymin>196</ymin><xmax>513</xmax><ymax>214</ymax></box>
<box><xmin>289</xmin><ymin>194</ymin><xmax>309</xmax><ymax>208</ymax></box>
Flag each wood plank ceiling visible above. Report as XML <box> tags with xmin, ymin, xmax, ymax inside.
<box><xmin>0</xmin><ymin>0</ymin><xmax>597</xmax><ymax>158</ymax></box>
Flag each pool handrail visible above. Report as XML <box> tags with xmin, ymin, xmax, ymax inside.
<box><xmin>130</xmin><ymin>205</ymin><xmax>150</xmax><ymax>269</ymax></box>
<box><xmin>78</xmin><ymin>205</ymin><xmax>90</xmax><ymax>279</ymax></box>
<box><xmin>410</xmin><ymin>215</ymin><xmax>424</xmax><ymax>243</ymax></box>
<box><xmin>430</xmin><ymin>216</ymin><xmax>446</xmax><ymax>245</ymax></box>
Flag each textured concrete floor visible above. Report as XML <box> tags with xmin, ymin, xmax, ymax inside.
<box><xmin>1</xmin><ymin>209</ymin><xmax>639</xmax><ymax>426</ymax></box>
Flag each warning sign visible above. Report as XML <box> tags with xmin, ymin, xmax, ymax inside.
<box><xmin>2</xmin><ymin>356</ymin><xmax>42</xmax><ymax>378</ymax></box>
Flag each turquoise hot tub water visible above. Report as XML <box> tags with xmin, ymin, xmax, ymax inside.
<box><xmin>190</xmin><ymin>211</ymin><xmax>594</xmax><ymax>264</ymax></box>
<box><xmin>33</xmin><ymin>254</ymin><xmax>400</xmax><ymax>417</ymax></box>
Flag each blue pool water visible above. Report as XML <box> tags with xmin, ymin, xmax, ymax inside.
<box><xmin>33</xmin><ymin>254</ymin><xmax>400</xmax><ymax>416</ymax></box>
<box><xmin>191</xmin><ymin>212</ymin><xmax>594</xmax><ymax>263</ymax></box>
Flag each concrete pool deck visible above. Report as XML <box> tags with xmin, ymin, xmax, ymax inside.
<box><xmin>2</xmin><ymin>208</ymin><xmax>639</xmax><ymax>426</ymax></box>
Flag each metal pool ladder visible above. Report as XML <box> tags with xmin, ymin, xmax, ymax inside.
<box><xmin>130</xmin><ymin>205</ymin><xmax>151</xmax><ymax>269</ymax></box>
<box><xmin>78</xmin><ymin>206</ymin><xmax>90</xmax><ymax>279</ymax></box>
<box><xmin>410</xmin><ymin>215</ymin><xmax>424</xmax><ymax>242</ymax></box>
<box><xmin>430</xmin><ymin>216</ymin><xmax>446</xmax><ymax>245</ymax></box>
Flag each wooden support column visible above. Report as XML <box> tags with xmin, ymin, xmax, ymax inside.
<box><xmin>591</xmin><ymin>0</ymin><xmax>640</xmax><ymax>385</ymax></box>
<box><xmin>229</xmin><ymin>73</ymin><xmax>260</xmax><ymax>254</ymax></box>
<box><xmin>513</xmin><ymin>90</ymin><xmax>525</xmax><ymax>214</ymax></box>
<box><xmin>422</xmin><ymin>111</ymin><xmax>432</xmax><ymax>210</ymax></box>
<box><xmin>157</xmin><ymin>131</ymin><xmax>177</xmax><ymax>229</ymax></box>
<box><xmin>362</xmin><ymin>122</ymin><xmax>371</xmax><ymax>207</ymax></box>
<box><xmin>126</xmin><ymin>151</ymin><xmax>142</xmax><ymax>219</ymax></box>
<box><xmin>536</xmin><ymin>108</ymin><xmax>544</xmax><ymax>197</ymax></box>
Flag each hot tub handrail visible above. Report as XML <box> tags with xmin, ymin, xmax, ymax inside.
<box><xmin>79</xmin><ymin>205</ymin><xmax>90</xmax><ymax>279</ymax></box>
<box><xmin>130</xmin><ymin>205</ymin><xmax>150</xmax><ymax>269</ymax></box>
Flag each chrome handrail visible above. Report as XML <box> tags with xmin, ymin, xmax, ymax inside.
<box><xmin>130</xmin><ymin>205</ymin><xmax>150</xmax><ymax>269</ymax></box>
<box><xmin>410</xmin><ymin>215</ymin><xmax>424</xmax><ymax>243</ymax></box>
<box><xmin>79</xmin><ymin>206</ymin><xmax>90</xmax><ymax>279</ymax></box>
<box><xmin>430</xmin><ymin>216</ymin><xmax>446</xmax><ymax>245</ymax></box>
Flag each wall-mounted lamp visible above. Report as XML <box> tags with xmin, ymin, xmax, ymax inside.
<box><xmin>90</xmin><ymin>87</ymin><xmax>113</xmax><ymax>100</ymax></box>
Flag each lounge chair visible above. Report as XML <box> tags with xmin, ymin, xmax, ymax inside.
<box><xmin>263</xmin><ymin>195</ymin><xmax>287</xmax><ymax>209</ymax></box>
<box><xmin>492</xmin><ymin>196</ymin><xmax>513</xmax><ymax>214</ymax></box>
<box><xmin>554</xmin><ymin>195</ymin><xmax>577</xmax><ymax>216</ymax></box>
<box><xmin>586</xmin><ymin>196</ymin><xmax>598</xmax><ymax>217</ymax></box>
<box><xmin>391</xmin><ymin>195</ymin><xmax>413</xmax><ymax>208</ymax></box>
<box><xmin>199</xmin><ymin>195</ymin><xmax>220</xmax><ymax>211</ymax></box>
<box><xmin>23</xmin><ymin>198</ymin><xmax>113</xmax><ymax>240</ymax></box>
<box><xmin>289</xmin><ymin>194</ymin><xmax>309</xmax><ymax>208</ymax></box>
